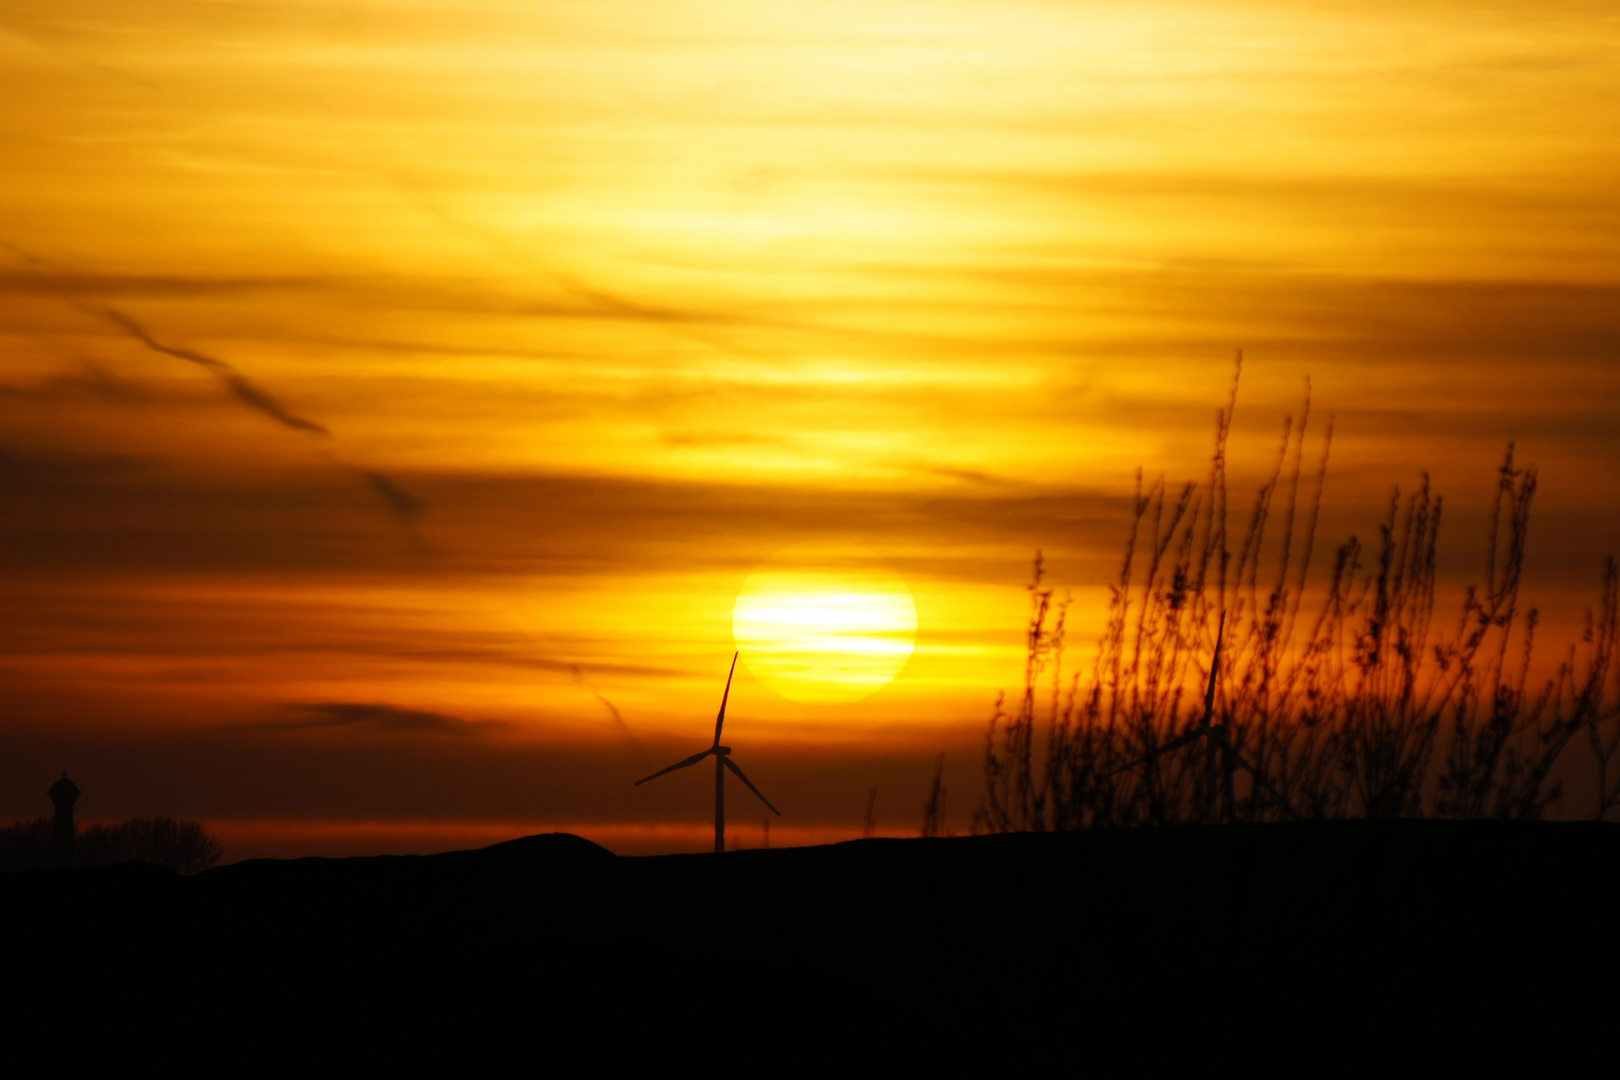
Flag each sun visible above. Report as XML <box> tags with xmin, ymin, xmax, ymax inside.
<box><xmin>732</xmin><ymin>546</ymin><xmax>918</xmax><ymax>704</ymax></box>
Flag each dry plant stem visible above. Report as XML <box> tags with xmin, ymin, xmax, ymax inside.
<box><xmin>922</xmin><ymin>755</ymin><xmax>949</xmax><ymax>838</ymax></box>
<box><xmin>978</xmin><ymin>368</ymin><xmax>1620</xmax><ymax>830</ymax></box>
<box><xmin>1583</xmin><ymin>561</ymin><xmax>1620</xmax><ymax>819</ymax></box>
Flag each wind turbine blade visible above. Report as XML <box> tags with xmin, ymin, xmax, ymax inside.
<box><xmin>721</xmin><ymin>756</ymin><xmax>780</xmax><ymax>816</ymax></box>
<box><xmin>1104</xmin><ymin>728</ymin><xmax>1206</xmax><ymax>777</ymax></box>
<box><xmin>712</xmin><ymin>651</ymin><xmax>739</xmax><ymax>748</ymax></box>
<box><xmin>1202</xmin><ymin>610</ymin><xmax>1228</xmax><ymax>727</ymax></box>
<box><xmin>633</xmin><ymin>749</ymin><xmax>714</xmax><ymax>786</ymax></box>
<box><xmin>1222</xmin><ymin>740</ymin><xmax>1292</xmax><ymax>810</ymax></box>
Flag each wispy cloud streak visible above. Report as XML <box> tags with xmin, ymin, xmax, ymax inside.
<box><xmin>253</xmin><ymin>702</ymin><xmax>505</xmax><ymax>739</ymax></box>
<box><xmin>363</xmin><ymin>471</ymin><xmax>426</xmax><ymax>522</ymax></box>
<box><xmin>0</xmin><ymin>242</ymin><xmax>428</xmax><ymax>531</ymax></box>
<box><xmin>93</xmin><ymin>305</ymin><xmax>329</xmax><ymax>434</ymax></box>
<box><xmin>570</xmin><ymin>663</ymin><xmax>639</xmax><ymax>746</ymax></box>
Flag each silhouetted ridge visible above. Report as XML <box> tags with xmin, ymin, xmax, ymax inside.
<box><xmin>194</xmin><ymin>831</ymin><xmax>614</xmax><ymax>891</ymax></box>
<box><xmin>439</xmin><ymin>831</ymin><xmax>616</xmax><ymax>865</ymax></box>
<box><xmin>6</xmin><ymin>821</ymin><xmax>1617</xmax><ymax>1062</ymax></box>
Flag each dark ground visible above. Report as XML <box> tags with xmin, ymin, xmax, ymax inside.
<box><xmin>4</xmin><ymin>821</ymin><xmax>1617</xmax><ymax>1065</ymax></box>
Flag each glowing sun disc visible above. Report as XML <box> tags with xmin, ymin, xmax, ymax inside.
<box><xmin>732</xmin><ymin>547</ymin><xmax>917</xmax><ymax>703</ymax></box>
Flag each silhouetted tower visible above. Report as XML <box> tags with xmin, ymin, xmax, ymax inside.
<box><xmin>48</xmin><ymin>772</ymin><xmax>79</xmax><ymax>869</ymax></box>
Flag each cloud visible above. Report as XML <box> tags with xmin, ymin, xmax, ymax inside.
<box><xmin>93</xmin><ymin>305</ymin><xmax>329</xmax><ymax>435</ymax></box>
<box><xmin>0</xmin><ymin>270</ymin><xmax>320</xmax><ymax>299</ymax></box>
<box><xmin>0</xmin><ymin>443</ymin><xmax>145</xmax><ymax>485</ymax></box>
<box><xmin>91</xmin><ymin>301</ymin><xmax>447</xmax><ymax>531</ymax></box>
<box><xmin>842</xmin><ymin>262</ymin><xmax>1620</xmax><ymax>367</ymax></box>
<box><xmin>363</xmin><ymin>471</ymin><xmax>426</xmax><ymax>521</ymax></box>
<box><xmin>570</xmin><ymin>663</ymin><xmax>638</xmax><ymax>746</ymax></box>
<box><xmin>920</xmin><ymin>464</ymin><xmax>1001</xmax><ymax>486</ymax></box>
<box><xmin>380</xmin><ymin>181</ymin><xmax>776</xmax><ymax>354</ymax></box>
<box><xmin>0</xmin><ymin>448</ymin><xmax>1164</xmax><ymax>581</ymax></box>
<box><xmin>261</xmin><ymin>702</ymin><xmax>503</xmax><ymax>739</ymax></box>
<box><xmin>0</xmin><ymin>717</ymin><xmax>989</xmax><ymax>829</ymax></box>
<box><xmin>0</xmin><ymin>243</ymin><xmax>429</xmax><ymax>531</ymax></box>
<box><xmin>551</xmin><ymin>275</ymin><xmax>754</xmax><ymax>329</ymax></box>
<box><xmin>1</xmin><ymin>242</ymin><xmax>328</xmax><ymax>435</ymax></box>
<box><xmin>660</xmin><ymin>430</ymin><xmax>788</xmax><ymax>448</ymax></box>
<box><xmin>0</xmin><ymin>362</ymin><xmax>162</xmax><ymax>404</ymax></box>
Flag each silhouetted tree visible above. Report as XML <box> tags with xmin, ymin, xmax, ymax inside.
<box><xmin>78</xmin><ymin>817</ymin><xmax>223</xmax><ymax>875</ymax></box>
<box><xmin>0</xmin><ymin>814</ymin><xmax>222</xmax><ymax>874</ymax></box>
<box><xmin>0</xmin><ymin>817</ymin><xmax>53</xmax><ymax>872</ymax></box>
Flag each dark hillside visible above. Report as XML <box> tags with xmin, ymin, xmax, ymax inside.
<box><xmin>4</xmin><ymin>822</ymin><xmax>1616</xmax><ymax>1059</ymax></box>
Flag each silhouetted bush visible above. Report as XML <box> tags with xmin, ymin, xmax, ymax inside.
<box><xmin>0</xmin><ymin>817</ymin><xmax>53</xmax><ymax>872</ymax></box>
<box><xmin>981</xmin><ymin>361</ymin><xmax>1620</xmax><ymax>829</ymax></box>
<box><xmin>0</xmin><ymin>815</ymin><xmax>223</xmax><ymax>874</ymax></box>
<box><xmin>78</xmin><ymin>817</ymin><xmax>223</xmax><ymax>875</ymax></box>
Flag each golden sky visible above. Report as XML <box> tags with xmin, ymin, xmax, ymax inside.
<box><xmin>2</xmin><ymin>0</ymin><xmax>1617</xmax><ymax>854</ymax></box>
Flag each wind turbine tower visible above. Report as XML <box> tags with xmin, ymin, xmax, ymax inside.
<box><xmin>1109</xmin><ymin>613</ymin><xmax>1288</xmax><ymax>822</ymax></box>
<box><xmin>635</xmin><ymin>652</ymin><xmax>780</xmax><ymax>853</ymax></box>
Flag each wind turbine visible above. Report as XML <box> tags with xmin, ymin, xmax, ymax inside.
<box><xmin>634</xmin><ymin>652</ymin><xmax>780</xmax><ymax>853</ymax></box>
<box><xmin>1109</xmin><ymin>613</ymin><xmax>1289</xmax><ymax>823</ymax></box>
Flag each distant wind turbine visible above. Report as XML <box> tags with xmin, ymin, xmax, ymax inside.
<box><xmin>1109</xmin><ymin>613</ymin><xmax>1289</xmax><ymax>823</ymax></box>
<box><xmin>634</xmin><ymin>652</ymin><xmax>780</xmax><ymax>853</ymax></box>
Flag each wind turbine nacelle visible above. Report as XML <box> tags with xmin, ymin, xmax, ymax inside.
<box><xmin>715</xmin><ymin>745</ymin><xmax>731</xmax><ymax>755</ymax></box>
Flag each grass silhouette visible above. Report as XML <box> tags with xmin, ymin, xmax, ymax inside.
<box><xmin>980</xmin><ymin>360</ymin><xmax>1620</xmax><ymax>829</ymax></box>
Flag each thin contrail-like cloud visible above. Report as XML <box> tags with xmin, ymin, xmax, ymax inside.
<box><xmin>386</xmin><ymin>180</ymin><xmax>772</xmax><ymax>358</ymax></box>
<box><xmin>364</xmin><ymin>471</ymin><xmax>426</xmax><ymax>522</ymax></box>
<box><xmin>94</xmin><ymin>305</ymin><xmax>329</xmax><ymax>435</ymax></box>
<box><xmin>1</xmin><ymin>241</ymin><xmax>427</xmax><ymax>533</ymax></box>
<box><xmin>570</xmin><ymin>663</ymin><xmax>639</xmax><ymax>747</ymax></box>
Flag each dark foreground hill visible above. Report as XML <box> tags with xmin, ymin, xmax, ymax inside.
<box><xmin>4</xmin><ymin>821</ymin><xmax>1618</xmax><ymax>1061</ymax></box>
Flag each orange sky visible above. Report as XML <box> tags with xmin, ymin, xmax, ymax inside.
<box><xmin>2</xmin><ymin>0</ymin><xmax>1618</xmax><ymax>856</ymax></box>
